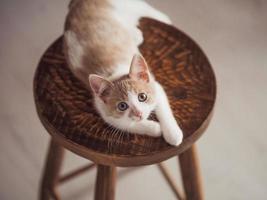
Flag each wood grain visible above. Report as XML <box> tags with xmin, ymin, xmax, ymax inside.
<box><xmin>39</xmin><ymin>140</ymin><xmax>65</xmax><ymax>200</ymax></box>
<box><xmin>94</xmin><ymin>165</ymin><xmax>116</xmax><ymax>200</ymax></box>
<box><xmin>179</xmin><ymin>145</ymin><xmax>204</xmax><ymax>200</ymax></box>
<box><xmin>34</xmin><ymin>17</ymin><xmax>216</xmax><ymax>166</ymax></box>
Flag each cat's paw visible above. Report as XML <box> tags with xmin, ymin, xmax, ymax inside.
<box><xmin>144</xmin><ymin>121</ymin><xmax>162</xmax><ymax>137</ymax></box>
<box><xmin>162</xmin><ymin>123</ymin><xmax>183</xmax><ymax>146</ymax></box>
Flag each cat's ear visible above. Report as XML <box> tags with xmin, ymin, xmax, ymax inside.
<box><xmin>89</xmin><ymin>74</ymin><xmax>113</xmax><ymax>96</ymax></box>
<box><xmin>129</xmin><ymin>54</ymin><xmax>150</xmax><ymax>83</ymax></box>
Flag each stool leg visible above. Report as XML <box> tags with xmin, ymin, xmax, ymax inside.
<box><xmin>178</xmin><ymin>145</ymin><xmax>204</xmax><ymax>200</ymax></box>
<box><xmin>39</xmin><ymin>139</ymin><xmax>65</xmax><ymax>200</ymax></box>
<box><xmin>94</xmin><ymin>165</ymin><xmax>116</xmax><ymax>200</ymax></box>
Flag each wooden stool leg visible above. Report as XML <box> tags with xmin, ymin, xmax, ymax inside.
<box><xmin>178</xmin><ymin>145</ymin><xmax>203</xmax><ymax>200</ymax></box>
<box><xmin>39</xmin><ymin>139</ymin><xmax>65</xmax><ymax>200</ymax></box>
<box><xmin>94</xmin><ymin>165</ymin><xmax>116</xmax><ymax>200</ymax></box>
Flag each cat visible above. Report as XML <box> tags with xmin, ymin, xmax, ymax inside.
<box><xmin>63</xmin><ymin>0</ymin><xmax>183</xmax><ymax>146</ymax></box>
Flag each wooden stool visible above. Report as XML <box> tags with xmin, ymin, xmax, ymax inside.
<box><xmin>34</xmin><ymin>18</ymin><xmax>216</xmax><ymax>200</ymax></box>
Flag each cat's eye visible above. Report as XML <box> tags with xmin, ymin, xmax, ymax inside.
<box><xmin>138</xmin><ymin>93</ymin><xmax>147</xmax><ymax>102</ymax></box>
<box><xmin>117</xmin><ymin>102</ymin><xmax>128</xmax><ymax>111</ymax></box>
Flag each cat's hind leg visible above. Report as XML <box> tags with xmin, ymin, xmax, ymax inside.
<box><xmin>112</xmin><ymin>0</ymin><xmax>171</xmax><ymax>46</ymax></box>
<box><xmin>115</xmin><ymin>0</ymin><xmax>172</xmax><ymax>25</ymax></box>
<box><xmin>136</xmin><ymin>0</ymin><xmax>172</xmax><ymax>24</ymax></box>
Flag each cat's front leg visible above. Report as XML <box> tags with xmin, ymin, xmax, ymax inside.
<box><xmin>105</xmin><ymin>116</ymin><xmax>162</xmax><ymax>137</ymax></box>
<box><xmin>127</xmin><ymin>120</ymin><xmax>162</xmax><ymax>137</ymax></box>
<box><xmin>154</xmin><ymin>82</ymin><xmax>183</xmax><ymax>146</ymax></box>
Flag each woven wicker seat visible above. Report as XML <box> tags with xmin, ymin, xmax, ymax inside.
<box><xmin>36</xmin><ymin>18</ymin><xmax>216</xmax><ymax>200</ymax></box>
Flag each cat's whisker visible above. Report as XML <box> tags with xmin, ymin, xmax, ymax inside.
<box><xmin>109</xmin><ymin>127</ymin><xmax>116</xmax><ymax>151</ymax></box>
<box><xmin>113</xmin><ymin>128</ymin><xmax>121</xmax><ymax>150</ymax></box>
<box><xmin>108</xmin><ymin>126</ymin><xmax>116</xmax><ymax>151</ymax></box>
<box><xmin>105</xmin><ymin>124</ymin><xmax>112</xmax><ymax>150</ymax></box>
<box><xmin>118</xmin><ymin>129</ymin><xmax>124</xmax><ymax>144</ymax></box>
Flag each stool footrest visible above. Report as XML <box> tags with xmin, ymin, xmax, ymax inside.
<box><xmin>59</xmin><ymin>163</ymin><xmax>95</xmax><ymax>184</ymax></box>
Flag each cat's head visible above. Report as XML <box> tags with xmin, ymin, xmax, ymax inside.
<box><xmin>89</xmin><ymin>54</ymin><xmax>157</xmax><ymax>123</ymax></box>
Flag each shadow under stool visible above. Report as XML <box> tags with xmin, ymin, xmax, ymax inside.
<box><xmin>34</xmin><ymin>18</ymin><xmax>216</xmax><ymax>200</ymax></box>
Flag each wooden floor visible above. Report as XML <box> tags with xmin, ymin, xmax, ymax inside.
<box><xmin>0</xmin><ymin>0</ymin><xmax>267</xmax><ymax>199</ymax></box>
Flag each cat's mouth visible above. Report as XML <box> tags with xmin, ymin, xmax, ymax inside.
<box><xmin>130</xmin><ymin>115</ymin><xmax>143</xmax><ymax>122</ymax></box>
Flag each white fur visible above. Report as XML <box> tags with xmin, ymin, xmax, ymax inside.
<box><xmin>108</xmin><ymin>63</ymin><xmax>131</xmax><ymax>81</ymax></box>
<box><xmin>127</xmin><ymin>91</ymin><xmax>155</xmax><ymax>120</ymax></box>
<box><xmin>94</xmin><ymin>80</ymin><xmax>183</xmax><ymax>145</ymax></box>
<box><xmin>112</xmin><ymin>0</ymin><xmax>172</xmax><ymax>27</ymax></box>
<box><xmin>109</xmin><ymin>0</ymin><xmax>172</xmax><ymax>78</ymax></box>
<box><xmin>65</xmin><ymin>0</ymin><xmax>172</xmax><ymax>78</ymax></box>
<box><xmin>111</xmin><ymin>0</ymin><xmax>171</xmax><ymax>49</ymax></box>
<box><xmin>154</xmin><ymin>82</ymin><xmax>183</xmax><ymax>146</ymax></box>
<box><xmin>99</xmin><ymin>0</ymin><xmax>182</xmax><ymax>145</ymax></box>
<box><xmin>94</xmin><ymin>95</ymin><xmax>161</xmax><ymax>137</ymax></box>
<box><xmin>64</xmin><ymin>31</ymin><xmax>84</xmax><ymax>70</ymax></box>
<box><xmin>68</xmin><ymin>0</ymin><xmax>183</xmax><ymax>146</ymax></box>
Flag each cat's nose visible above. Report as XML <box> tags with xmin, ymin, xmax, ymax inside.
<box><xmin>131</xmin><ymin>109</ymin><xmax>143</xmax><ymax>120</ymax></box>
<box><xmin>135</xmin><ymin>111</ymin><xmax>142</xmax><ymax>118</ymax></box>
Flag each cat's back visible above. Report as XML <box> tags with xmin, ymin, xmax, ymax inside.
<box><xmin>64</xmin><ymin>0</ymin><xmax>136</xmax><ymax>85</ymax></box>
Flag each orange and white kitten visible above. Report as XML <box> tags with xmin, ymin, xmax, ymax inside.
<box><xmin>64</xmin><ymin>0</ymin><xmax>183</xmax><ymax>146</ymax></box>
